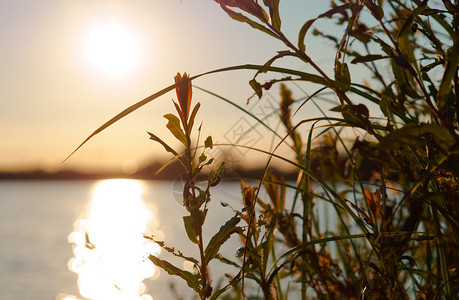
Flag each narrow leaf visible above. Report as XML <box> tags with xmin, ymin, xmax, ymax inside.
<box><xmin>298</xmin><ymin>4</ymin><xmax>350</xmax><ymax>52</ymax></box>
<box><xmin>188</xmin><ymin>102</ymin><xmax>201</xmax><ymax>133</ymax></box>
<box><xmin>218</xmin><ymin>0</ymin><xmax>269</xmax><ymax>23</ymax></box>
<box><xmin>263</xmin><ymin>0</ymin><xmax>281</xmax><ymax>30</ymax></box>
<box><xmin>147</xmin><ymin>132</ymin><xmax>179</xmax><ymax>156</ymax></box>
<box><xmin>390</xmin><ymin>57</ymin><xmax>421</xmax><ymax>98</ymax></box>
<box><xmin>392</xmin><ymin>56</ymin><xmax>411</xmax><ymax>69</ymax></box>
<box><xmin>298</xmin><ymin>19</ymin><xmax>316</xmax><ymax>53</ymax></box>
<box><xmin>183</xmin><ymin>215</ymin><xmax>199</xmax><ymax>244</ymax></box>
<box><xmin>380</xmin><ymin>83</ymin><xmax>395</xmax><ymax>116</ymax></box>
<box><xmin>347</xmin><ymin>200</ymin><xmax>374</xmax><ymax>227</ymax></box>
<box><xmin>330</xmin><ymin>104</ymin><xmax>349</xmax><ymax>112</ymax></box>
<box><xmin>351</xmin><ymin>54</ymin><xmax>388</xmax><ymax>64</ymax></box>
<box><xmin>267</xmin><ymin>234</ymin><xmax>367</xmax><ymax>282</ymax></box>
<box><xmin>218</xmin><ymin>4</ymin><xmax>279</xmax><ymax>39</ymax></box>
<box><xmin>341</xmin><ymin>62</ymin><xmax>351</xmax><ymax>92</ymax></box>
<box><xmin>380</xmin><ymin>123</ymin><xmax>455</xmax><ymax>151</ymax></box>
<box><xmin>335</xmin><ymin>61</ymin><xmax>351</xmax><ymax>92</ymax></box>
<box><xmin>149</xmin><ymin>255</ymin><xmax>200</xmax><ymax>293</ymax></box>
<box><xmin>397</xmin><ymin>0</ymin><xmax>428</xmax><ymax>39</ymax></box>
<box><xmin>364</xmin><ymin>1</ymin><xmax>384</xmax><ymax>20</ymax></box>
<box><xmin>437</xmin><ymin>34</ymin><xmax>459</xmax><ymax>110</ymax></box>
<box><xmin>258</xmin><ymin>51</ymin><xmax>295</xmax><ymax>76</ymax></box>
<box><xmin>143</xmin><ymin>235</ymin><xmax>199</xmax><ymax>264</ymax></box>
<box><xmin>63</xmin><ymin>83</ymin><xmax>177</xmax><ymax>163</ymax></box>
<box><xmin>172</xmin><ymin>100</ymin><xmax>187</xmax><ymax>131</ymax></box>
<box><xmin>164</xmin><ymin>113</ymin><xmax>187</xmax><ymax>145</ymax></box>
<box><xmin>204</xmin><ymin>215</ymin><xmax>242</xmax><ymax>265</ymax></box>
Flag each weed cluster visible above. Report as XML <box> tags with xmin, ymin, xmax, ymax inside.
<box><xmin>69</xmin><ymin>1</ymin><xmax>458</xmax><ymax>299</ymax></box>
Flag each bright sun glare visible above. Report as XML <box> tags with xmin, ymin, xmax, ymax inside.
<box><xmin>66</xmin><ymin>179</ymin><xmax>160</xmax><ymax>300</ymax></box>
<box><xmin>83</xmin><ymin>22</ymin><xmax>142</xmax><ymax>79</ymax></box>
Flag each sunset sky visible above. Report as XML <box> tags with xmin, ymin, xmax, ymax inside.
<box><xmin>1</xmin><ymin>0</ymin><xmax>337</xmax><ymax>173</ymax></box>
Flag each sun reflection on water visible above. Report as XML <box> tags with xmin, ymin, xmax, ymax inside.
<box><xmin>66</xmin><ymin>179</ymin><xmax>160</xmax><ymax>300</ymax></box>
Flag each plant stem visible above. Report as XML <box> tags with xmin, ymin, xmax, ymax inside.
<box><xmin>198</xmin><ymin>232</ymin><xmax>208</xmax><ymax>299</ymax></box>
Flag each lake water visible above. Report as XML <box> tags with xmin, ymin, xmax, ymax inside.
<box><xmin>0</xmin><ymin>180</ymin><xmax>263</xmax><ymax>300</ymax></box>
<box><xmin>0</xmin><ymin>179</ymin><xmax>338</xmax><ymax>300</ymax></box>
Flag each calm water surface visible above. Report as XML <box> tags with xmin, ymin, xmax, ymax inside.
<box><xmin>0</xmin><ymin>180</ymin><xmax>249</xmax><ymax>300</ymax></box>
<box><xmin>1</xmin><ymin>180</ymin><xmax>337</xmax><ymax>300</ymax></box>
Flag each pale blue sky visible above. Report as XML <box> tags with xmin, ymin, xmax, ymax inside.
<box><xmin>0</xmin><ymin>0</ymin><xmax>337</xmax><ymax>173</ymax></box>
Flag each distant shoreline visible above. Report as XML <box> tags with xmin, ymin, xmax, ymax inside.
<box><xmin>0</xmin><ymin>167</ymin><xmax>298</xmax><ymax>181</ymax></box>
<box><xmin>0</xmin><ymin>156</ymin><xmax>381</xmax><ymax>181</ymax></box>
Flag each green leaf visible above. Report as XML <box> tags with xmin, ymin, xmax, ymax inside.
<box><xmin>204</xmin><ymin>215</ymin><xmax>242</xmax><ymax>265</ymax></box>
<box><xmin>183</xmin><ymin>215</ymin><xmax>198</xmax><ymax>244</ymax></box>
<box><xmin>249</xmin><ymin>79</ymin><xmax>263</xmax><ymax>98</ymax></box>
<box><xmin>332</xmin><ymin>104</ymin><xmax>368</xmax><ymax>128</ymax></box>
<box><xmin>218</xmin><ymin>0</ymin><xmax>269</xmax><ymax>23</ymax></box>
<box><xmin>192</xmin><ymin>190</ymin><xmax>210</xmax><ymax>209</ymax></box>
<box><xmin>298</xmin><ymin>4</ymin><xmax>350</xmax><ymax>53</ymax></box>
<box><xmin>380</xmin><ymin>123</ymin><xmax>455</xmax><ymax>151</ymax></box>
<box><xmin>147</xmin><ymin>132</ymin><xmax>179</xmax><ymax>156</ymax></box>
<box><xmin>437</xmin><ymin>34</ymin><xmax>459</xmax><ymax>110</ymax></box>
<box><xmin>298</xmin><ymin>19</ymin><xmax>315</xmax><ymax>53</ymax></box>
<box><xmin>188</xmin><ymin>102</ymin><xmax>201</xmax><ymax>133</ymax></box>
<box><xmin>204</xmin><ymin>136</ymin><xmax>213</xmax><ymax>149</ymax></box>
<box><xmin>209</xmin><ymin>271</ymin><xmax>242</xmax><ymax>300</ymax></box>
<box><xmin>335</xmin><ymin>61</ymin><xmax>351</xmax><ymax>92</ymax></box>
<box><xmin>144</xmin><ymin>235</ymin><xmax>199</xmax><ymax>264</ymax></box>
<box><xmin>196</xmin><ymin>190</ymin><xmax>208</xmax><ymax>207</ymax></box>
<box><xmin>199</xmin><ymin>153</ymin><xmax>207</xmax><ymax>163</ymax></box>
<box><xmin>262</xmin><ymin>221</ymin><xmax>276</xmax><ymax>274</ymax></box>
<box><xmin>342</xmin><ymin>111</ymin><xmax>363</xmax><ymax>127</ymax></box>
<box><xmin>380</xmin><ymin>83</ymin><xmax>395</xmax><ymax>116</ymax></box>
<box><xmin>194</xmin><ymin>208</ymin><xmax>207</xmax><ymax>234</ymax></box>
<box><xmin>210</xmin><ymin>161</ymin><xmax>225</xmax><ymax>186</ymax></box>
<box><xmin>392</xmin><ymin>56</ymin><xmax>411</xmax><ymax>69</ymax></box>
<box><xmin>397</xmin><ymin>0</ymin><xmax>427</xmax><ymax>39</ymax></box>
<box><xmin>390</xmin><ymin>57</ymin><xmax>421</xmax><ymax>98</ymax></box>
<box><xmin>218</xmin><ymin>4</ymin><xmax>279</xmax><ymax>39</ymax></box>
<box><xmin>364</xmin><ymin>1</ymin><xmax>384</xmax><ymax>20</ymax></box>
<box><xmin>351</xmin><ymin>54</ymin><xmax>388</xmax><ymax>64</ymax></box>
<box><xmin>164</xmin><ymin>114</ymin><xmax>187</xmax><ymax>146</ymax></box>
<box><xmin>204</xmin><ymin>158</ymin><xmax>214</xmax><ymax>167</ymax></box>
<box><xmin>257</xmin><ymin>51</ymin><xmax>294</xmax><ymax>76</ymax></box>
<box><xmin>263</xmin><ymin>0</ymin><xmax>281</xmax><ymax>31</ymax></box>
<box><xmin>330</xmin><ymin>104</ymin><xmax>348</xmax><ymax>112</ymax></box>
<box><xmin>370</xmin><ymin>35</ymin><xmax>394</xmax><ymax>56</ymax></box>
<box><xmin>149</xmin><ymin>255</ymin><xmax>201</xmax><ymax>293</ymax></box>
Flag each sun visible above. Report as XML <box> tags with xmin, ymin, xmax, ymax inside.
<box><xmin>83</xmin><ymin>21</ymin><xmax>143</xmax><ymax>79</ymax></box>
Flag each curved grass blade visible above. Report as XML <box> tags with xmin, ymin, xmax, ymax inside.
<box><xmin>63</xmin><ymin>64</ymin><xmax>340</xmax><ymax>162</ymax></box>
<box><xmin>292</xmin><ymin>86</ymin><xmax>328</xmax><ymax>117</ymax></box>
<box><xmin>62</xmin><ymin>83</ymin><xmax>177</xmax><ymax>163</ymax></box>
<box><xmin>194</xmin><ymin>85</ymin><xmax>286</xmax><ymax>142</ymax></box>
<box><xmin>267</xmin><ymin>233</ymin><xmax>366</xmax><ymax>285</ymax></box>
<box><xmin>223</xmin><ymin>116</ymin><xmax>370</xmax><ymax>290</ymax></box>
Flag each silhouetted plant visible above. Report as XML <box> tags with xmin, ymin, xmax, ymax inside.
<box><xmin>67</xmin><ymin>0</ymin><xmax>458</xmax><ymax>299</ymax></box>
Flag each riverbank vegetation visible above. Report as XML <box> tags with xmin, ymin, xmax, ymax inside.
<box><xmin>68</xmin><ymin>0</ymin><xmax>458</xmax><ymax>298</ymax></box>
